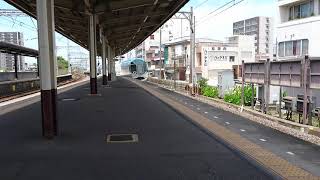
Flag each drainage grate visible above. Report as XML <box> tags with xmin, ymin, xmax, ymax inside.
<box><xmin>106</xmin><ymin>134</ymin><xmax>138</xmax><ymax>143</ymax></box>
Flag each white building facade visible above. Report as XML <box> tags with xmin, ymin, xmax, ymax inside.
<box><xmin>201</xmin><ymin>36</ymin><xmax>256</xmax><ymax>86</ymax></box>
<box><xmin>233</xmin><ymin>16</ymin><xmax>274</xmax><ymax>61</ymax></box>
<box><xmin>164</xmin><ymin>36</ymin><xmax>255</xmax><ymax>85</ymax></box>
<box><xmin>276</xmin><ymin>0</ymin><xmax>320</xmax><ymax>107</ymax></box>
<box><xmin>277</xmin><ymin>0</ymin><xmax>320</xmax><ymax>59</ymax></box>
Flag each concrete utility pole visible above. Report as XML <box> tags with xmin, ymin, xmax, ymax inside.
<box><xmin>190</xmin><ymin>7</ymin><xmax>196</xmax><ymax>89</ymax></box>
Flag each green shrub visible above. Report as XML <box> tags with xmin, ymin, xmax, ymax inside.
<box><xmin>224</xmin><ymin>86</ymin><xmax>242</xmax><ymax>105</ymax></box>
<box><xmin>224</xmin><ymin>85</ymin><xmax>255</xmax><ymax>106</ymax></box>
<box><xmin>203</xmin><ymin>86</ymin><xmax>219</xmax><ymax>98</ymax></box>
<box><xmin>282</xmin><ymin>91</ymin><xmax>288</xmax><ymax>97</ymax></box>
<box><xmin>197</xmin><ymin>78</ymin><xmax>208</xmax><ymax>88</ymax></box>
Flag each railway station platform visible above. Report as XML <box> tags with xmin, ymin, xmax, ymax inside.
<box><xmin>0</xmin><ymin>77</ymin><xmax>319</xmax><ymax>179</ymax></box>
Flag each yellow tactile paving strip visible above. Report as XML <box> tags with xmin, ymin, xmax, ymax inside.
<box><xmin>129</xmin><ymin>79</ymin><xmax>320</xmax><ymax>180</ymax></box>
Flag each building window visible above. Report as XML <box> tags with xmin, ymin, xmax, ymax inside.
<box><xmin>150</xmin><ymin>34</ymin><xmax>154</xmax><ymax>40</ymax></box>
<box><xmin>278</xmin><ymin>39</ymin><xmax>309</xmax><ymax>57</ymax></box>
<box><xmin>229</xmin><ymin>56</ymin><xmax>235</xmax><ymax>62</ymax></box>
<box><xmin>278</xmin><ymin>42</ymin><xmax>285</xmax><ymax>57</ymax></box>
<box><xmin>285</xmin><ymin>41</ymin><xmax>293</xmax><ymax>56</ymax></box>
<box><xmin>289</xmin><ymin>0</ymin><xmax>314</xmax><ymax>20</ymax></box>
<box><xmin>302</xmin><ymin>39</ymin><xmax>309</xmax><ymax>55</ymax></box>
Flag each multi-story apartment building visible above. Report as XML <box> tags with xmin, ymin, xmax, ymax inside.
<box><xmin>164</xmin><ymin>36</ymin><xmax>256</xmax><ymax>85</ymax></box>
<box><xmin>276</xmin><ymin>0</ymin><xmax>320</xmax><ymax>107</ymax></box>
<box><xmin>0</xmin><ymin>32</ymin><xmax>25</xmax><ymax>71</ymax></box>
<box><xmin>233</xmin><ymin>16</ymin><xmax>273</xmax><ymax>61</ymax></box>
<box><xmin>277</xmin><ymin>0</ymin><xmax>320</xmax><ymax>59</ymax></box>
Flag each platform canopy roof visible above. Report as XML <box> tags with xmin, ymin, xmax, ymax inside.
<box><xmin>0</xmin><ymin>41</ymin><xmax>38</xmax><ymax>57</ymax></box>
<box><xmin>5</xmin><ymin>0</ymin><xmax>188</xmax><ymax>55</ymax></box>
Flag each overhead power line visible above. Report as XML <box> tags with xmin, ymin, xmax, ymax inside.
<box><xmin>194</xmin><ymin>0</ymin><xmax>209</xmax><ymax>9</ymax></box>
<box><xmin>196</xmin><ymin>0</ymin><xmax>244</xmax><ymax>26</ymax></box>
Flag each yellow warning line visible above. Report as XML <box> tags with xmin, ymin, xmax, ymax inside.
<box><xmin>128</xmin><ymin>78</ymin><xmax>320</xmax><ymax>180</ymax></box>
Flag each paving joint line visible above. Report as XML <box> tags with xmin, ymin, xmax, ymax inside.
<box><xmin>127</xmin><ymin>78</ymin><xmax>320</xmax><ymax>180</ymax></box>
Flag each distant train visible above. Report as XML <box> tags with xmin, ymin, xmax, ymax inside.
<box><xmin>120</xmin><ymin>58</ymin><xmax>148</xmax><ymax>79</ymax></box>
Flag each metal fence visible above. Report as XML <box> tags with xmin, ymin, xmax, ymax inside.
<box><xmin>242</xmin><ymin>56</ymin><xmax>320</xmax><ymax>125</ymax></box>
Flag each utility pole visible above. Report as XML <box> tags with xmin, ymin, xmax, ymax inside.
<box><xmin>180</xmin><ymin>19</ymin><xmax>183</xmax><ymax>38</ymax></box>
<box><xmin>190</xmin><ymin>7</ymin><xmax>196</xmax><ymax>89</ymax></box>
<box><xmin>170</xmin><ymin>9</ymin><xmax>194</xmax><ymax>88</ymax></box>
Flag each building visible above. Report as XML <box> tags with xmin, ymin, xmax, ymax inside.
<box><xmin>164</xmin><ymin>36</ymin><xmax>256</xmax><ymax>86</ymax></box>
<box><xmin>0</xmin><ymin>32</ymin><xmax>25</xmax><ymax>71</ymax></box>
<box><xmin>134</xmin><ymin>19</ymin><xmax>191</xmax><ymax>78</ymax></box>
<box><xmin>201</xmin><ymin>36</ymin><xmax>256</xmax><ymax>86</ymax></box>
<box><xmin>277</xmin><ymin>0</ymin><xmax>320</xmax><ymax>60</ymax></box>
<box><xmin>276</xmin><ymin>0</ymin><xmax>320</xmax><ymax>107</ymax></box>
<box><xmin>233</xmin><ymin>16</ymin><xmax>273</xmax><ymax>61</ymax></box>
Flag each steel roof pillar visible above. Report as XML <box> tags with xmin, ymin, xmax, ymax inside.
<box><xmin>36</xmin><ymin>0</ymin><xmax>58</xmax><ymax>139</ymax></box>
<box><xmin>107</xmin><ymin>46</ymin><xmax>112</xmax><ymax>81</ymax></box>
<box><xmin>111</xmin><ymin>49</ymin><xmax>116</xmax><ymax>81</ymax></box>
<box><xmin>101</xmin><ymin>32</ymin><xmax>107</xmax><ymax>85</ymax></box>
<box><xmin>89</xmin><ymin>14</ymin><xmax>97</xmax><ymax>94</ymax></box>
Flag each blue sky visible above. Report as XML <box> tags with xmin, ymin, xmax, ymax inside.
<box><xmin>0</xmin><ymin>0</ymin><xmax>277</xmax><ymax>63</ymax></box>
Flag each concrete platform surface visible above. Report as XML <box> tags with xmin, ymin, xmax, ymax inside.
<box><xmin>140</xmin><ymin>80</ymin><xmax>320</xmax><ymax>177</ymax></box>
<box><xmin>0</xmin><ymin>77</ymin><xmax>272</xmax><ymax>180</ymax></box>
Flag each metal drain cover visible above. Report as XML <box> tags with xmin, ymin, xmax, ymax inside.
<box><xmin>106</xmin><ymin>134</ymin><xmax>138</xmax><ymax>143</ymax></box>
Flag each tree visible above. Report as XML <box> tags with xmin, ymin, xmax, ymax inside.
<box><xmin>57</xmin><ymin>56</ymin><xmax>69</xmax><ymax>70</ymax></box>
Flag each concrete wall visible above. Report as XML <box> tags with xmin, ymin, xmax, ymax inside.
<box><xmin>0</xmin><ymin>72</ymin><xmax>38</xmax><ymax>82</ymax></box>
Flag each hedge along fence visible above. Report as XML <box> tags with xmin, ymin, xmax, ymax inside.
<box><xmin>224</xmin><ymin>85</ymin><xmax>256</xmax><ymax>106</ymax></box>
<box><xmin>149</xmin><ymin>77</ymin><xmax>256</xmax><ymax>106</ymax></box>
<box><xmin>197</xmin><ymin>78</ymin><xmax>255</xmax><ymax>106</ymax></box>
